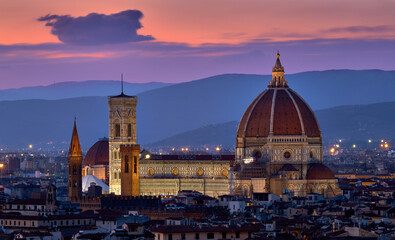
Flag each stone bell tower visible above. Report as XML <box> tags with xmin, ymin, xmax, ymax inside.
<box><xmin>68</xmin><ymin>119</ymin><xmax>83</xmax><ymax>201</ymax></box>
<box><xmin>120</xmin><ymin>144</ymin><xmax>140</xmax><ymax>196</ymax></box>
<box><xmin>108</xmin><ymin>77</ymin><xmax>137</xmax><ymax>195</ymax></box>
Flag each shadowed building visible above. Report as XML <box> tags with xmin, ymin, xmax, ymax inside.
<box><xmin>120</xmin><ymin>144</ymin><xmax>140</xmax><ymax>196</ymax></box>
<box><xmin>68</xmin><ymin>119</ymin><xmax>82</xmax><ymax>201</ymax></box>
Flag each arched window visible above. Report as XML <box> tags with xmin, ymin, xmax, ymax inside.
<box><xmin>133</xmin><ymin>156</ymin><xmax>137</xmax><ymax>173</ymax></box>
<box><xmin>115</xmin><ymin>124</ymin><xmax>121</xmax><ymax>137</ymax></box>
<box><xmin>125</xmin><ymin>156</ymin><xmax>129</xmax><ymax>173</ymax></box>
<box><xmin>73</xmin><ymin>165</ymin><xmax>77</xmax><ymax>175</ymax></box>
<box><xmin>128</xmin><ymin>124</ymin><xmax>132</xmax><ymax>137</ymax></box>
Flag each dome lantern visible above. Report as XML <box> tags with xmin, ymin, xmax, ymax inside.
<box><xmin>269</xmin><ymin>51</ymin><xmax>288</xmax><ymax>88</ymax></box>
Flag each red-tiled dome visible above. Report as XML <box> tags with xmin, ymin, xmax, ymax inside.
<box><xmin>237</xmin><ymin>52</ymin><xmax>320</xmax><ymax>139</ymax></box>
<box><xmin>237</xmin><ymin>88</ymin><xmax>321</xmax><ymax>138</ymax></box>
<box><xmin>307</xmin><ymin>163</ymin><xmax>335</xmax><ymax>180</ymax></box>
<box><xmin>83</xmin><ymin>138</ymin><xmax>109</xmax><ymax>166</ymax></box>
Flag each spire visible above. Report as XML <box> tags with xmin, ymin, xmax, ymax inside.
<box><xmin>69</xmin><ymin>118</ymin><xmax>82</xmax><ymax>157</ymax></box>
<box><xmin>273</xmin><ymin>51</ymin><xmax>284</xmax><ymax>70</ymax></box>
<box><xmin>121</xmin><ymin>73</ymin><xmax>124</xmax><ymax>94</ymax></box>
<box><xmin>268</xmin><ymin>51</ymin><xmax>288</xmax><ymax>88</ymax></box>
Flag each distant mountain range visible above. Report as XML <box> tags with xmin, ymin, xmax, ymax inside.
<box><xmin>148</xmin><ymin>121</ymin><xmax>239</xmax><ymax>148</ymax></box>
<box><xmin>0</xmin><ymin>81</ymin><xmax>172</xmax><ymax>101</ymax></box>
<box><xmin>149</xmin><ymin>101</ymin><xmax>395</xmax><ymax>148</ymax></box>
<box><xmin>0</xmin><ymin>70</ymin><xmax>395</xmax><ymax>149</ymax></box>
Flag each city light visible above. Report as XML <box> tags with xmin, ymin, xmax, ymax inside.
<box><xmin>352</xmin><ymin>144</ymin><xmax>356</xmax><ymax>148</ymax></box>
<box><xmin>384</xmin><ymin>143</ymin><xmax>389</xmax><ymax>148</ymax></box>
<box><xmin>216</xmin><ymin>147</ymin><xmax>220</xmax><ymax>151</ymax></box>
<box><xmin>206</xmin><ymin>148</ymin><xmax>209</xmax><ymax>151</ymax></box>
<box><xmin>145</xmin><ymin>154</ymin><xmax>150</xmax><ymax>159</ymax></box>
<box><xmin>29</xmin><ymin>144</ymin><xmax>33</xmax><ymax>149</ymax></box>
<box><xmin>0</xmin><ymin>163</ymin><xmax>3</xmax><ymax>168</ymax></box>
<box><xmin>171</xmin><ymin>148</ymin><xmax>175</xmax><ymax>151</ymax></box>
<box><xmin>185</xmin><ymin>148</ymin><xmax>189</xmax><ymax>151</ymax></box>
<box><xmin>339</xmin><ymin>139</ymin><xmax>342</xmax><ymax>143</ymax></box>
<box><xmin>330</xmin><ymin>148</ymin><xmax>335</xmax><ymax>153</ymax></box>
<box><xmin>381</xmin><ymin>140</ymin><xmax>384</xmax><ymax>143</ymax></box>
<box><xmin>181</xmin><ymin>148</ymin><xmax>185</xmax><ymax>151</ymax></box>
<box><xmin>368</xmin><ymin>139</ymin><xmax>372</xmax><ymax>143</ymax></box>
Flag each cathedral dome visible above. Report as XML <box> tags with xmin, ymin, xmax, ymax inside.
<box><xmin>83</xmin><ymin>138</ymin><xmax>109</xmax><ymax>166</ymax></box>
<box><xmin>237</xmin><ymin>53</ymin><xmax>320</xmax><ymax>138</ymax></box>
<box><xmin>307</xmin><ymin>163</ymin><xmax>335</xmax><ymax>180</ymax></box>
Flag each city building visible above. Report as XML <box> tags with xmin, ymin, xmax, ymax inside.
<box><xmin>234</xmin><ymin>52</ymin><xmax>341</xmax><ymax>197</ymax></box>
<box><xmin>74</xmin><ymin>52</ymin><xmax>340</xmax><ymax>199</ymax></box>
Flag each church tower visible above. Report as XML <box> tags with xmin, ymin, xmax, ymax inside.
<box><xmin>68</xmin><ymin>119</ymin><xmax>83</xmax><ymax>201</ymax></box>
<box><xmin>120</xmin><ymin>144</ymin><xmax>140</xmax><ymax>196</ymax></box>
<box><xmin>108</xmin><ymin>81</ymin><xmax>137</xmax><ymax>195</ymax></box>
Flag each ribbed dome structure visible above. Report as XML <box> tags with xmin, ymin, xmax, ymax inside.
<box><xmin>237</xmin><ymin>52</ymin><xmax>320</xmax><ymax>139</ymax></box>
<box><xmin>307</xmin><ymin>163</ymin><xmax>335</xmax><ymax>180</ymax></box>
<box><xmin>237</xmin><ymin>88</ymin><xmax>320</xmax><ymax>138</ymax></box>
<box><xmin>83</xmin><ymin>138</ymin><xmax>109</xmax><ymax>166</ymax></box>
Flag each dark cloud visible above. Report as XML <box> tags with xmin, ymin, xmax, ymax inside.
<box><xmin>38</xmin><ymin>10</ymin><xmax>154</xmax><ymax>45</ymax></box>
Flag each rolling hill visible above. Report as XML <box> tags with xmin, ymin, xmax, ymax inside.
<box><xmin>0</xmin><ymin>81</ymin><xmax>171</xmax><ymax>101</ymax></box>
<box><xmin>148</xmin><ymin>101</ymin><xmax>395</xmax><ymax>148</ymax></box>
<box><xmin>0</xmin><ymin>70</ymin><xmax>395</xmax><ymax>149</ymax></box>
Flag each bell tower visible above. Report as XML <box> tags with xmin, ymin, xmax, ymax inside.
<box><xmin>68</xmin><ymin>119</ymin><xmax>83</xmax><ymax>201</ymax></box>
<box><xmin>108</xmin><ymin>77</ymin><xmax>137</xmax><ymax>195</ymax></box>
<box><xmin>120</xmin><ymin>144</ymin><xmax>140</xmax><ymax>196</ymax></box>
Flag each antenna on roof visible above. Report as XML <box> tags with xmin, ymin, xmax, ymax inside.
<box><xmin>121</xmin><ymin>73</ymin><xmax>124</xmax><ymax>94</ymax></box>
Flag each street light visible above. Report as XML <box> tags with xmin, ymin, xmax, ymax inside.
<box><xmin>0</xmin><ymin>163</ymin><xmax>4</xmax><ymax>178</ymax></box>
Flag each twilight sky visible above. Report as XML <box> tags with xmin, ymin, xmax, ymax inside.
<box><xmin>1</xmin><ymin>0</ymin><xmax>395</xmax><ymax>89</ymax></box>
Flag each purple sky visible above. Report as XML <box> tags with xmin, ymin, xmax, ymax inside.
<box><xmin>1</xmin><ymin>38</ymin><xmax>395</xmax><ymax>89</ymax></box>
<box><xmin>1</xmin><ymin>1</ymin><xmax>395</xmax><ymax>89</ymax></box>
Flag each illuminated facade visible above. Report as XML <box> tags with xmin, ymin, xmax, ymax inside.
<box><xmin>108</xmin><ymin>92</ymin><xmax>137</xmax><ymax>195</ymax></box>
<box><xmin>139</xmin><ymin>155</ymin><xmax>231</xmax><ymax>197</ymax></box>
<box><xmin>234</xmin><ymin>52</ymin><xmax>341</xmax><ymax>197</ymax></box>
<box><xmin>87</xmin><ymin>52</ymin><xmax>340</xmax><ymax>198</ymax></box>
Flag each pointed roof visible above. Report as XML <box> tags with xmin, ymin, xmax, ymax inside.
<box><xmin>69</xmin><ymin>119</ymin><xmax>82</xmax><ymax>157</ymax></box>
<box><xmin>109</xmin><ymin>74</ymin><xmax>136</xmax><ymax>99</ymax></box>
<box><xmin>272</xmin><ymin>51</ymin><xmax>284</xmax><ymax>72</ymax></box>
<box><xmin>268</xmin><ymin>51</ymin><xmax>288</xmax><ymax>88</ymax></box>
